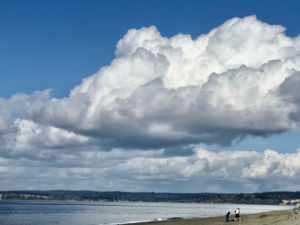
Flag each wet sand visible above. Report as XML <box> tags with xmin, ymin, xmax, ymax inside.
<box><xmin>131</xmin><ymin>209</ymin><xmax>300</xmax><ymax>225</ymax></box>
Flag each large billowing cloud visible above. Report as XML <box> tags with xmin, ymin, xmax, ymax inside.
<box><xmin>1</xmin><ymin>15</ymin><xmax>300</xmax><ymax>191</ymax></box>
<box><xmin>22</xmin><ymin>15</ymin><xmax>300</xmax><ymax>149</ymax></box>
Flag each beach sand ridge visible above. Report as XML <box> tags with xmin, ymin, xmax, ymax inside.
<box><xmin>130</xmin><ymin>210</ymin><xmax>300</xmax><ymax>225</ymax></box>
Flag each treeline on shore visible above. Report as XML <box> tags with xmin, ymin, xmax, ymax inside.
<box><xmin>1</xmin><ymin>190</ymin><xmax>300</xmax><ymax>205</ymax></box>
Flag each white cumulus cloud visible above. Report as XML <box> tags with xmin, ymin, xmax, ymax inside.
<box><xmin>20</xmin><ymin>15</ymin><xmax>300</xmax><ymax>149</ymax></box>
<box><xmin>1</xmin><ymin>146</ymin><xmax>300</xmax><ymax>192</ymax></box>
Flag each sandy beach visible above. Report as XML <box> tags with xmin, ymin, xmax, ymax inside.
<box><xmin>132</xmin><ymin>209</ymin><xmax>300</xmax><ymax>225</ymax></box>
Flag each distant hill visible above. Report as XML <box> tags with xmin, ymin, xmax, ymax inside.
<box><xmin>1</xmin><ymin>190</ymin><xmax>300</xmax><ymax>205</ymax></box>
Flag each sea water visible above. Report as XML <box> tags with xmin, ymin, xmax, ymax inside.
<box><xmin>0</xmin><ymin>200</ymin><xmax>293</xmax><ymax>225</ymax></box>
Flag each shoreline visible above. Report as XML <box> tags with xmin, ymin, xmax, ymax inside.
<box><xmin>1</xmin><ymin>200</ymin><xmax>296</xmax><ymax>225</ymax></box>
<box><xmin>127</xmin><ymin>209</ymin><xmax>300</xmax><ymax>225</ymax></box>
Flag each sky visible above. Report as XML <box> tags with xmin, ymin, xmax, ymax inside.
<box><xmin>0</xmin><ymin>0</ymin><xmax>300</xmax><ymax>193</ymax></box>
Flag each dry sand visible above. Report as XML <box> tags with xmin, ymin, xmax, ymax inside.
<box><xmin>131</xmin><ymin>209</ymin><xmax>300</xmax><ymax>225</ymax></box>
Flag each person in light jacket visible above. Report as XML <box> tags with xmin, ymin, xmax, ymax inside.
<box><xmin>235</xmin><ymin>208</ymin><xmax>240</xmax><ymax>221</ymax></box>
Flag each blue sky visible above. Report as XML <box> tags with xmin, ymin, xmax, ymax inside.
<box><xmin>0</xmin><ymin>0</ymin><xmax>300</xmax><ymax>192</ymax></box>
<box><xmin>1</xmin><ymin>0</ymin><xmax>300</xmax><ymax>98</ymax></box>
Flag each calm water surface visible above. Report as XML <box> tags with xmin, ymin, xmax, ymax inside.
<box><xmin>0</xmin><ymin>200</ymin><xmax>293</xmax><ymax>225</ymax></box>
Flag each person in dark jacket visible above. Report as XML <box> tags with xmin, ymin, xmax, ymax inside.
<box><xmin>226</xmin><ymin>211</ymin><xmax>230</xmax><ymax>222</ymax></box>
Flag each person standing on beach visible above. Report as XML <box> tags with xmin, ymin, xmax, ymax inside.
<box><xmin>226</xmin><ymin>211</ymin><xmax>230</xmax><ymax>222</ymax></box>
<box><xmin>235</xmin><ymin>208</ymin><xmax>240</xmax><ymax>221</ymax></box>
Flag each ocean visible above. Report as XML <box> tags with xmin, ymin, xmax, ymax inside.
<box><xmin>0</xmin><ymin>200</ymin><xmax>293</xmax><ymax>225</ymax></box>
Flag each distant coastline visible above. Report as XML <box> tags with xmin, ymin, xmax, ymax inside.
<box><xmin>1</xmin><ymin>190</ymin><xmax>300</xmax><ymax>205</ymax></box>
